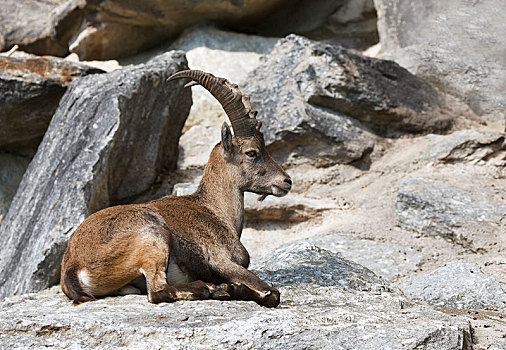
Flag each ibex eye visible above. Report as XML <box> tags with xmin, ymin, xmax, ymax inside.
<box><xmin>245</xmin><ymin>150</ymin><xmax>257</xmax><ymax>158</ymax></box>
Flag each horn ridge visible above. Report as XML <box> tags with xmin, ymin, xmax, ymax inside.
<box><xmin>167</xmin><ymin>70</ymin><xmax>259</xmax><ymax>137</ymax></box>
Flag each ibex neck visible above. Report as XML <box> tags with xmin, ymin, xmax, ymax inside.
<box><xmin>194</xmin><ymin>147</ymin><xmax>244</xmax><ymax>237</ymax></box>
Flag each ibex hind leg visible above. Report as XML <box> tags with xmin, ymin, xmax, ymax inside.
<box><xmin>141</xmin><ymin>260</ymin><xmax>213</xmax><ymax>303</ymax></box>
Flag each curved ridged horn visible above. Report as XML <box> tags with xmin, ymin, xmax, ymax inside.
<box><xmin>167</xmin><ymin>70</ymin><xmax>260</xmax><ymax>137</ymax></box>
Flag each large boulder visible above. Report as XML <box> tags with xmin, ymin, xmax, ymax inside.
<box><xmin>0</xmin><ymin>0</ymin><xmax>84</xmax><ymax>56</ymax></box>
<box><xmin>244</xmin><ymin>35</ymin><xmax>476</xmax><ymax>138</ymax></box>
<box><xmin>398</xmin><ymin>260</ymin><xmax>505</xmax><ymax>310</ymax></box>
<box><xmin>0</xmin><ymin>54</ymin><xmax>103</xmax><ymax>154</ymax></box>
<box><xmin>0</xmin><ymin>51</ymin><xmax>191</xmax><ymax>298</ymax></box>
<box><xmin>70</xmin><ymin>0</ymin><xmax>377</xmax><ymax>60</ymax></box>
<box><xmin>0</xmin><ymin>238</ymin><xmax>472</xmax><ymax>349</ymax></box>
<box><xmin>241</xmin><ymin>35</ymin><xmax>479</xmax><ymax>170</ymax></box>
<box><xmin>374</xmin><ymin>0</ymin><xmax>506</xmax><ymax>125</ymax></box>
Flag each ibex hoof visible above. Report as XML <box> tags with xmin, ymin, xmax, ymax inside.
<box><xmin>260</xmin><ymin>288</ymin><xmax>280</xmax><ymax>308</ymax></box>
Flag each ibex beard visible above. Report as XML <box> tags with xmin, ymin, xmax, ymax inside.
<box><xmin>60</xmin><ymin>70</ymin><xmax>292</xmax><ymax>308</ymax></box>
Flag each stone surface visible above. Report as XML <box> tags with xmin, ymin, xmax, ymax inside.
<box><xmin>242</xmin><ymin>35</ymin><xmax>475</xmax><ymax>169</ymax></box>
<box><xmin>0</xmin><ymin>0</ymin><xmax>84</xmax><ymax>56</ymax></box>
<box><xmin>398</xmin><ymin>260</ymin><xmax>505</xmax><ymax>310</ymax></box>
<box><xmin>0</xmin><ymin>52</ymin><xmax>191</xmax><ymax>298</ymax></box>
<box><xmin>374</xmin><ymin>0</ymin><xmax>506</xmax><ymax>124</ymax></box>
<box><xmin>0</xmin><ymin>239</ymin><xmax>472</xmax><ymax>350</ymax></box>
<box><xmin>251</xmin><ymin>239</ymin><xmax>388</xmax><ymax>293</ymax></box>
<box><xmin>305</xmin><ymin>234</ymin><xmax>422</xmax><ymax>281</ymax></box>
<box><xmin>0</xmin><ymin>55</ymin><xmax>103</xmax><ymax>152</ymax></box>
<box><xmin>396</xmin><ymin>178</ymin><xmax>506</xmax><ymax>241</ymax></box>
<box><xmin>70</xmin><ymin>0</ymin><xmax>377</xmax><ymax>60</ymax></box>
<box><xmin>236</xmin><ymin>0</ymin><xmax>378</xmax><ymax>49</ymax></box>
<box><xmin>244</xmin><ymin>193</ymin><xmax>335</xmax><ymax>223</ymax></box>
<box><xmin>0</xmin><ymin>153</ymin><xmax>30</xmax><ymax>226</ymax></box>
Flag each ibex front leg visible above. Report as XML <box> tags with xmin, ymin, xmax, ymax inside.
<box><xmin>213</xmin><ymin>260</ymin><xmax>280</xmax><ymax>308</ymax></box>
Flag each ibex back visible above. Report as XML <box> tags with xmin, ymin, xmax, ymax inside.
<box><xmin>60</xmin><ymin>70</ymin><xmax>292</xmax><ymax>307</ymax></box>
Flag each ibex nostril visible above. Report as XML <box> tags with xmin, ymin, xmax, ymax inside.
<box><xmin>284</xmin><ymin>178</ymin><xmax>292</xmax><ymax>186</ymax></box>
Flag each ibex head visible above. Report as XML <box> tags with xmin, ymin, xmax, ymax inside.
<box><xmin>168</xmin><ymin>70</ymin><xmax>292</xmax><ymax>200</ymax></box>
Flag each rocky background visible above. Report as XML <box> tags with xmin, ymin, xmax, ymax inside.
<box><xmin>0</xmin><ymin>0</ymin><xmax>505</xmax><ymax>349</ymax></box>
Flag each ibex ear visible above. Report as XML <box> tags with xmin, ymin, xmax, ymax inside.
<box><xmin>221</xmin><ymin>123</ymin><xmax>233</xmax><ymax>156</ymax></box>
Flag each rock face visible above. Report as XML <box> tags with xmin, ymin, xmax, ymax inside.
<box><xmin>374</xmin><ymin>0</ymin><xmax>506</xmax><ymax>123</ymax></box>
<box><xmin>0</xmin><ymin>238</ymin><xmax>472</xmax><ymax>349</ymax></box>
<box><xmin>0</xmin><ymin>153</ymin><xmax>30</xmax><ymax>226</ymax></box>
<box><xmin>396</xmin><ymin>178</ymin><xmax>506</xmax><ymax>242</ymax></box>
<box><xmin>0</xmin><ymin>55</ymin><xmax>103</xmax><ymax>153</ymax></box>
<box><xmin>399</xmin><ymin>260</ymin><xmax>505</xmax><ymax>310</ymax></box>
<box><xmin>242</xmin><ymin>35</ymin><xmax>474</xmax><ymax>168</ymax></box>
<box><xmin>0</xmin><ymin>52</ymin><xmax>191</xmax><ymax>298</ymax></box>
<box><xmin>0</xmin><ymin>0</ymin><xmax>84</xmax><ymax>56</ymax></box>
<box><xmin>70</xmin><ymin>0</ymin><xmax>377</xmax><ymax>60</ymax></box>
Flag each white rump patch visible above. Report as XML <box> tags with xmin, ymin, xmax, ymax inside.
<box><xmin>78</xmin><ymin>269</ymin><xmax>94</xmax><ymax>294</ymax></box>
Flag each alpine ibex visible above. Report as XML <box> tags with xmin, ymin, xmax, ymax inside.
<box><xmin>60</xmin><ymin>70</ymin><xmax>292</xmax><ymax>308</ymax></box>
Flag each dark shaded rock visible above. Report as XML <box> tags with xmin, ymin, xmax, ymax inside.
<box><xmin>0</xmin><ymin>153</ymin><xmax>30</xmax><ymax>226</ymax></box>
<box><xmin>398</xmin><ymin>260</ymin><xmax>505</xmax><ymax>310</ymax></box>
<box><xmin>0</xmin><ymin>0</ymin><xmax>84</xmax><ymax>56</ymax></box>
<box><xmin>395</xmin><ymin>178</ymin><xmax>506</xmax><ymax>242</ymax></box>
<box><xmin>236</xmin><ymin>0</ymin><xmax>378</xmax><ymax>49</ymax></box>
<box><xmin>71</xmin><ymin>0</ymin><xmax>377</xmax><ymax>60</ymax></box>
<box><xmin>374</xmin><ymin>0</ymin><xmax>506</xmax><ymax>124</ymax></box>
<box><xmin>0</xmin><ymin>51</ymin><xmax>191</xmax><ymax>298</ymax></box>
<box><xmin>244</xmin><ymin>35</ymin><xmax>474</xmax><ymax>142</ymax></box>
<box><xmin>0</xmin><ymin>55</ymin><xmax>103</xmax><ymax>153</ymax></box>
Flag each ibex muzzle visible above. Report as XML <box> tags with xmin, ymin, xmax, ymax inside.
<box><xmin>60</xmin><ymin>70</ymin><xmax>291</xmax><ymax>308</ymax></box>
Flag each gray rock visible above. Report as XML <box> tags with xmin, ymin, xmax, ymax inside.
<box><xmin>306</xmin><ymin>234</ymin><xmax>422</xmax><ymax>281</ymax></box>
<box><xmin>237</xmin><ymin>0</ymin><xmax>378</xmax><ymax>49</ymax></box>
<box><xmin>70</xmin><ymin>0</ymin><xmax>377</xmax><ymax>60</ymax></box>
<box><xmin>0</xmin><ymin>240</ymin><xmax>472</xmax><ymax>349</ymax></box>
<box><xmin>489</xmin><ymin>342</ymin><xmax>506</xmax><ymax>350</ymax></box>
<box><xmin>374</xmin><ymin>0</ymin><xmax>506</xmax><ymax>123</ymax></box>
<box><xmin>251</xmin><ymin>239</ymin><xmax>388</xmax><ymax>293</ymax></box>
<box><xmin>0</xmin><ymin>51</ymin><xmax>191</xmax><ymax>298</ymax></box>
<box><xmin>172</xmin><ymin>182</ymin><xmax>199</xmax><ymax>197</ymax></box>
<box><xmin>0</xmin><ymin>0</ymin><xmax>84</xmax><ymax>56</ymax></box>
<box><xmin>396</xmin><ymin>178</ymin><xmax>506</xmax><ymax>241</ymax></box>
<box><xmin>0</xmin><ymin>55</ymin><xmax>103</xmax><ymax>153</ymax></box>
<box><xmin>424</xmin><ymin>130</ymin><xmax>506</xmax><ymax>167</ymax></box>
<box><xmin>398</xmin><ymin>260</ymin><xmax>505</xmax><ymax>310</ymax></box>
<box><xmin>0</xmin><ymin>153</ymin><xmax>30</xmax><ymax>226</ymax></box>
<box><xmin>242</xmin><ymin>35</ymin><xmax>474</xmax><ymax>169</ymax></box>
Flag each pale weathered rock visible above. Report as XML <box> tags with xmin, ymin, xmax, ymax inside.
<box><xmin>0</xmin><ymin>0</ymin><xmax>84</xmax><ymax>56</ymax></box>
<box><xmin>374</xmin><ymin>0</ymin><xmax>506</xmax><ymax>123</ymax></box>
<box><xmin>0</xmin><ymin>51</ymin><xmax>191</xmax><ymax>298</ymax></box>
<box><xmin>396</xmin><ymin>178</ymin><xmax>506</xmax><ymax>241</ymax></box>
<box><xmin>244</xmin><ymin>35</ymin><xmax>475</xmax><ymax>139</ymax></box>
<box><xmin>244</xmin><ymin>193</ymin><xmax>335</xmax><ymax>223</ymax></box>
<box><xmin>0</xmin><ymin>55</ymin><xmax>103</xmax><ymax>152</ymax></box>
<box><xmin>306</xmin><ymin>234</ymin><xmax>422</xmax><ymax>281</ymax></box>
<box><xmin>0</xmin><ymin>239</ymin><xmax>472</xmax><ymax>349</ymax></box>
<box><xmin>489</xmin><ymin>342</ymin><xmax>506</xmax><ymax>350</ymax></box>
<box><xmin>0</xmin><ymin>153</ymin><xmax>30</xmax><ymax>226</ymax></box>
<box><xmin>398</xmin><ymin>260</ymin><xmax>505</xmax><ymax>310</ymax></box>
